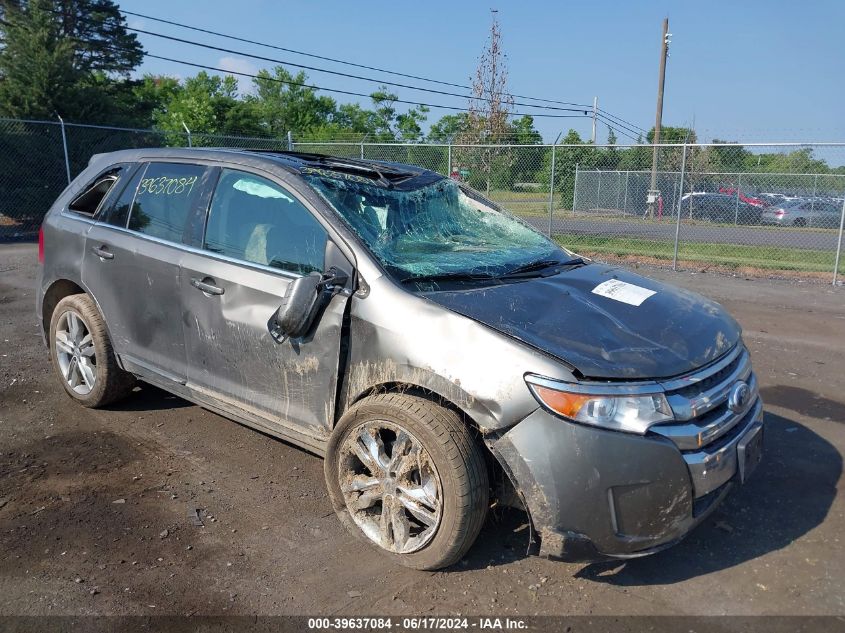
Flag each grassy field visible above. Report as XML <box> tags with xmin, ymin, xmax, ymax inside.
<box><xmin>555</xmin><ymin>234</ymin><xmax>836</xmax><ymax>272</ymax></box>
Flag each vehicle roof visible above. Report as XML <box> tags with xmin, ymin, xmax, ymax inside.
<box><xmin>88</xmin><ymin>147</ymin><xmax>438</xmax><ymax>188</ymax></box>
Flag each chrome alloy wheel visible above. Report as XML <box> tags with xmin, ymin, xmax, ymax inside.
<box><xmin>338</xmin><ymin>421</ymin><xmax>443</xmax><ymax>554</ymax></box>
<box><xmin>54</xmin><ymin>310</ymin><xmax>97</xmax><ymax>395</ymax></box>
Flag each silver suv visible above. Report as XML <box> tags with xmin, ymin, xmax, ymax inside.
<box><xmin>36</xmin><ymin>148</ymin><xmax>764</xmax><ymax>570</ymax></box>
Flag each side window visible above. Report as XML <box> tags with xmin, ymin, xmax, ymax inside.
<box><xmin>68</xmin><ymin>166</ymin><xmax>126</xmax><ymax>217</ymax></box>
<box><xmin>205</xmin><ymin>169</ymin><xmax>327</xmax><ymax>274</ymax></box>
<box><xmin>99</xmin><ymin>164</ymin><xmax>143</xmax><ymax>227</ymax></box>
<box><xmin>128</xmin><ymin>162</ymin><xmax>207</xmax><ymax>243</ymax></box>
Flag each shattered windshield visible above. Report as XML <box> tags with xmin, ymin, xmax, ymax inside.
<box><xmin>303</xmin><ymin>172</ymin><xmax>570</xmax><ymax>281</ymax></box>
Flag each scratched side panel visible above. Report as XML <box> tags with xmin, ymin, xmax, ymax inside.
<box><xmin>340</xmin><ymin>275</ymin><xmax>576</xmax><ymax>433</ymax></box>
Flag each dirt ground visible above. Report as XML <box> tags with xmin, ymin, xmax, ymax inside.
<box><xmin>1</xmin><ymin>242</ymin><xmax>843</xmax><ymax>617</ymax></box>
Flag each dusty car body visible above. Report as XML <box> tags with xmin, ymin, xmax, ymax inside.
<box><xmin>36</xmin><ymin>148</ymin><xmax>764</xmax><ymax>569</ymax></box>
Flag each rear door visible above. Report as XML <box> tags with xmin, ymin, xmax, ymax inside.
<box><xmin>180</xmin><ymin>167</ymin><xmax>351</xmax><ymax>439</ymax></box>
<box><xmin>82</xmin><ymin>161</ymin><xmax>212</xmax><ymax>384</ymax></box>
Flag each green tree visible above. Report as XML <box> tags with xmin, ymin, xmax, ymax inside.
<box><xmin>0</xmin><ymin>0</ymin><xmax>86</xmax><ymax>118</ymax></box>
<box><xmin>0</xmin><ymin>0</ymin><xmax>144</xmax><ymax>120</ymax></box>
<box><xmin>250</xmin><ymin>66</ymin><xmax>336</xmax><ymax>137</ymax></box>
<box><xmin>538</xmin><ymin>129</ymin><xmax>597</xmax><ymax>208</ymax></box>
<box><xmin>50</xmin><ymin>0</ymin><xmax>143</xmax><ymax>75</ymax></box>
<box><xmin>369</xmin><ymin>87</ymin><xmax>428</xmax><ymax>141</ymax></box>
<box><xmin>646</xmin><ymin>126</ymin><xmax>696</xmax><ymax>143</ymax></box>
<box><xmin>427</xmin><ymin>113</ymin><xmax>468</xmax><ymax>142</ymax></box>
<box><xmin>152</xmin><ymin>72</ymin><xmax>263</xmax><ymax>143</ymax></box>
<box><xmin>603</xmin><ymin>128</ymin><xmax>620</xmax><ymax>170</ymax></box>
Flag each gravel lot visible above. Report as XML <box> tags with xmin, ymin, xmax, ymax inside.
<box><xmin>1</xmin><ymin>242</ymin><xmax>843</xmax><ymax>617</ymax></box>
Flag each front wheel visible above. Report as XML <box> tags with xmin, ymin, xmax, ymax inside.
<box><xmin>325</xmin><ymin>393</ymin><xmax>489</xmax><ymax>570</ymax></box>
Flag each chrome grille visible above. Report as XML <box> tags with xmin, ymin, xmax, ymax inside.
<box><xmin>650</xmin><ymin>344</ymin><xmax>763</xmax><ymax>498</ymax></box>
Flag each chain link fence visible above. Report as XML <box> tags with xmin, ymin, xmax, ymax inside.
<box><xmin>2</xmin><ymin>118</ymin><xmax>844</xmax><ymax>284</ymax></box>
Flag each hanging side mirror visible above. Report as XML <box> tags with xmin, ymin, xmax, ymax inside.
<box><xmin>270</xmin><ymin>272</ymin><xmax>322</xmax><ymax>341</ymax></box>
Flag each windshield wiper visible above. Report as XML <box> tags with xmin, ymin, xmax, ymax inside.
<box><xmin>400</xmin><ymin>271</ymin><xmax>498</xmax><ymax>285</ymax></box>
<box><xmin>501</xmin><ymin>257</ymin><xmax>587</xmax><ymax>278</ymax></box>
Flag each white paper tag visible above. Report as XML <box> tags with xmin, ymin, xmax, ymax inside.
<box><xmin>591</xmin><ymin>279</ymin><xmax>656</xmax><ymax>306</ymax></box>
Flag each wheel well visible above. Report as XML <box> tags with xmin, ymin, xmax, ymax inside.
<box><xmin>348</xmin><ymin>382</ymin><xmax>520</xmax><ymax>511</ymax></box>
<box><xmin>42</xmin><ymin>279</ymin><xmax>85</xmax><ymax>345</ymax></box>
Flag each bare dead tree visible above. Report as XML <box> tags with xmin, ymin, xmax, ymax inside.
<box><xmin>456</xmin><ymin>9</ymin><xmax>514</xmax><ymax>194</ymax></box>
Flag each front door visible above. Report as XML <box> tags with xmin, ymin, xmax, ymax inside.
<box><xmin>181</xmin><ymin>168</ymin><xmax>349</xmax><ymax>438</ymax></box>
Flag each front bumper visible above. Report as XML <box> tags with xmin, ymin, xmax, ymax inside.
<box><xmin>488</xmin><ymin>401</ymin><xmax>764</xmax><ymax>562</ymax></box>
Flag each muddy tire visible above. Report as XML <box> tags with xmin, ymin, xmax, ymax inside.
<box><xmin>325</xmin><ymin>393</ymin><xmax>489</xmax><ymax>570</ymax></box>
<box><xmin>49</xmin><ymin>294</ymin><xmax>135</xmax><ymax>408</ymax></box>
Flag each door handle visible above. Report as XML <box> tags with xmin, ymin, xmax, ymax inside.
<box><xmin>191</xmin><ymin>277</ymin><xmax>225</xmax><ymax>296</ymax></box>
<box><xmin>91</xmin><ymin>245</ymin><xmax>114</xmax><ymax>260</ymax></box>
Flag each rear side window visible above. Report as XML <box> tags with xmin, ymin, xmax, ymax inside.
<box><xmin>68</xmin><ymin>167</ymin><xmax>125</xmax><ymax>216</ymax></box>
<box><xmin>128</xmin><ymin>162</ymin><xmax>207</xmax><ymax>243</ymax></box>
<box><xmin>99</xmin><ymin>164</ymin><xmax>143</xmax><ymax>227</ymax></box>
<box><xmin>204</xmin><ymin>169</ymin><xmax>327</xmax><ymax>274</ymax></box>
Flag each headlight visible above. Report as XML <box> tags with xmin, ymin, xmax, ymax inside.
<box><xmin>525</xmin><ymin>376</ymin><xmax>673</xmax><ymax>434</ymax></box>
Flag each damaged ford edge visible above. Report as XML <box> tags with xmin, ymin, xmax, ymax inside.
<box><xmin>36</xmin><ymin>148</ymin><xmax>763</xmax><ymax>570</ymax></box>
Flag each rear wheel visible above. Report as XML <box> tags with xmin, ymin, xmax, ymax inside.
<box><xmin>325</xmin><ymin>393</ymin><xmax>489</xmax><ymax>570</ymax></box>
<box><xmin>49</xmin><ymin>294</ymin><xmax>135</xmax><ymax>408</ymax></box>
<box><xmin>794</xmin><ymin>217</ymin><xmax>807</xmax><ymax>227</ymax></box>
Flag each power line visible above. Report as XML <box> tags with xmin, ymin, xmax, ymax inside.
<box><xmin>597</xmin><ymin>108</ymin><xmax>649</xmax><ymax>135</ymax></box>
<box><xmin>121</xmin><ymin>10</ymin><xmax>591</xmax><ymax>109</ymax></box>
<box><xmin>128</xmin><ymin>26</ymin><xmax>596</xmax><ymax>115</ymax></box>
<box><xmin>595</xmin><ymin>112</ymin><xmax>642</xmax><ymax>140</ymax></box>
<box><xmin>600</xmin><ymin>120</ymin><xmax>640</xmax><ymax>143</ymax></box>
<box><xmin>120</xmin><ymin>9</ymin><xmax>647</xmax><ymax>130</ymax></box>
<box><xmin>142</xmin><ymin>53</ymin><xmax>594</xmax><ymax>120</ymax></box>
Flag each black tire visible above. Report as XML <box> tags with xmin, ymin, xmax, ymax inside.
<box><xmin>48</xmin><ymin>294</ymin><xmax>136</xmax><ymax>408</ymax></box>
<box><xmin>325</xmin><ymin>393</ymin><xmax>489</xmax><ymax>570</ymax></box>
<box><xmin>794</xmin><ymin>217</ymin><xmax>807</xmax><ymax>227</ymax></box>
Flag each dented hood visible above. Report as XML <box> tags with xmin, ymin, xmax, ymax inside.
<box><xmin>422</xmin><ymin>264</ymin><xmax>741</xmax><ymax>380</ymax></box>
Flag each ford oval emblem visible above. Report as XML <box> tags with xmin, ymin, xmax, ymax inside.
<box><xmin>728</xmin><ymin>381</ymin><xmax>751</xmax><ymax>413</ymax></box>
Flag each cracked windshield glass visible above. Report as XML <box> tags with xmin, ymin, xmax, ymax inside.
<box><xmin>305</xmin><ymin>174</ymin><xmax>571</xmax><ymax>281</ymax></box>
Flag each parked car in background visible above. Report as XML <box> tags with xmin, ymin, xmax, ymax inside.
<box><xmin>681</xmin><ymin>192</ymin><xmax>762</xmax><ymax>224</ymax></box>
<box><xmin>718</xmin><ymin>187</ymin><xmax>765</xmax><ymax>207</ymax></box>
<box><xmin>760</xmin><ymin>198</ymin><xmax>843</xmax><ymax>228</ymax></box>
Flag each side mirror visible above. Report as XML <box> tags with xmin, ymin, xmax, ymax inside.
<box><xmin>271</xmin><ymin>272</ymin><xmax>322</xmax><ymax>340</ymax></box>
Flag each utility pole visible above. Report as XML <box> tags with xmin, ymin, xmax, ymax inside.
<box><xmin>646</xmin><ymin>18</ymin><xmax>670</xmax><ymax>218</ymax></box>
<box><xmin>591</xmin><ymin>96</ymin><xmax>598</xmax><ymax>144</ymax></box>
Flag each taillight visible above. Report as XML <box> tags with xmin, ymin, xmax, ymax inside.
<box><xmin>38</xmin><ymin>226</ymin><xmax>45</xmax><ymax>263</ymax></box>
<box><xmin>775</xmin><ymin>209</ymin><xmax>786</xmax><ymax>217</ymax></box>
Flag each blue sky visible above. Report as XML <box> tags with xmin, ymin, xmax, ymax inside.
<box><xmin>118</xmin><ymin>0</ymin><xmax>844</xmax><ymax>144</ymax></box>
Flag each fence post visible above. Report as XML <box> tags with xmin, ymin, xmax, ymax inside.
<box><xmin>834</xmin><ymin>196</ymin><xmax>845</xmax><ymax>286</ymax></box>
<box><xmin>672</xmin><ymin>143</ymin><xmax>689</xmax><ymax>271</ymax></box>
<box><xmin>547</xmin><ymin>144</ymin><xmax>556</xmax><ymax>237</ymax></box>
<box><xmin>57</xmin><ymin>114</ymin><xmax>71</xmax><ymax>184</ymax></box>
<box><xmin>447</xmin><ymin>143</ymin><xmax>452</xmax><ymax>177</ymax></box>
<box><xmin>182</xmin><ymin>122</ymin><xmax>192</xmax><ymax>148</ymax></box>
<box><xmin>811</xmin><ymin>173</ymin><xmax>818</xmax><ymax>213</ymax></box>
<box><xmin>596</xmin><ymin>169</ymin><xmax>602</xmax><ymax>212</ymax></box>
<box><xmin>572</xmin><ymin>163</ymin><xmax>580</xmax><ymax>214</ymax></box>
<box><xmin>287</xmin><ymin>130</ymin><xmax>293</xmax><ymax>151</ymax></box>
<box><xmin>623</xmin><ymin>170</ymin><xmax>629</xmax><ymax>214</ymax></box>
<box><xmin>734</xmin><ymin>173</ymin><xmax>741</xmax><ymax>225</ymax></box>
<box><xmin>360</xmin><ymin>142</ymin><xmax>365</xmax><ymax>160</ymax></box>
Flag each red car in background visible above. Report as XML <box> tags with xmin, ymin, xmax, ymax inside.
<box><xmin>719</xmin><ymin>187</ymin><xmax>767</xmax><ymax>207</ymax></box>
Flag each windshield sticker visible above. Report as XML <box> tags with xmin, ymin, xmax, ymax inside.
<box><xmin>592</xmin><ymin>280</ymin><xmax>656</xmax><ymax>306</ymax></box>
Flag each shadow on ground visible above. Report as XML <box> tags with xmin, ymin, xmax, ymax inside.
<box><xmin>760</xmin><ymin>385</ymin><xmax>845</xmax><ymax>422</ymax></box>
<box><xmin>104</xmin><ymin>383</ymin><xmax>193</xmax><ymax>412</ymax></box>
<box><xmin>575</xmin><ymin>412</ymin><xmax>840</xmax><ymax>585</ymax></box>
